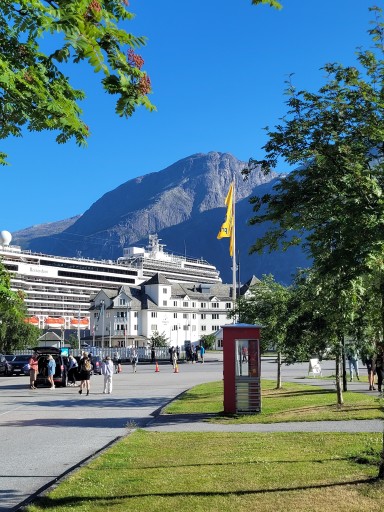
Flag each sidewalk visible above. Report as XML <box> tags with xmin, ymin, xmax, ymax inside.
<box><xmin>144</xmin><ymin>362</ymin><xmax>384</xmax><ymax>434</ymax></box>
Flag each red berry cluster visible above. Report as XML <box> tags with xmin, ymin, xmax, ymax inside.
<box><xmin>89</xmin><ymin>0</ymin><xmax>101</xmax><ymax>11</ymax></box>
<box><xmin>138</xmin><ymin>75</ymin><xmax>151</xmax><ymax>95</ymax></box>
<box><xmin>127</xmin><ymin>48</ymin><xmax>144</xmax><ymax>69</ymax></box>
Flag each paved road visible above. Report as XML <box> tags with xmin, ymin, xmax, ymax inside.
<box><xmin>1</xmin><ymin>355</ymin><xmax>382</xmax><ymax>511</ymax></box>
<box><xmin>0</xmin><ymin>357</ymin><xmax>222</xmax><ymax>512</ymax></box>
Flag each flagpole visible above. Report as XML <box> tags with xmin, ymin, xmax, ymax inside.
<box><xmin>232</xmin><ymin>178</ymin><xmax>237</xmax><ymax>321</ymax></box>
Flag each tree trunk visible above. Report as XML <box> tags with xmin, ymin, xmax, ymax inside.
<box><xmin>378</xmin><ymin>428</ymin><xmax>384</xmax><ymax>479</ymax></box>
<box><xmin>335</xmin><ymin>350</ymin><xmax>344</xmax><ymax>407</ymax></box>
<box><xmin>342</xmin><ymin>336</ymin><xmax>348</xmax><ymax>392</ymax></box>
<box><xmin>276</xmin><ymin>351</ymin><xmax>282</xmax><ymax>389</ymax></box>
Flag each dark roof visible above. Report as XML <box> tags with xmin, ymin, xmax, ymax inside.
<box><xmin>143</xmin><ymin>273</ymin><xmax>172</xmax><ymax>286</ymax></box>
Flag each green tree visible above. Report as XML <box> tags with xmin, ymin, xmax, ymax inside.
<box><xmin>149</xmin><ymin>330</ymin><xmax>168</xmax><ymax>348</ymax></box>
<box><xmin>245</xmin><ymin>5</ymin><xmax>384</xmax><ymax>368</ymax></box>
<box><xmin>245</xmin><ymin>7</ymin><xmax>384</xmax><ymax>476</ymax></box>
<box><xmin>200</xmin><ymin>333</ymin><xmax>216</xmax><ymax>350</ymax></box>
<box><xmin>233</xmin><ymin>274</ymin><xmax>292</xmax><ymax>388</ymax></box>
<box><xmin>0</xmin><ymin>0</ymin><xmax>154</xmax><ymax>165</ymax></box>
<box><xmin>251</xmin><ymin>0</ymin><xmax>282</xmax><ymax>8</ymax></box>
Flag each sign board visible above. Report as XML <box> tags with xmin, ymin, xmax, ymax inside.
<box><xmin>308</xmin><ymin>358</ymin><xmax>322</xmax><ymax>377</ymax></box>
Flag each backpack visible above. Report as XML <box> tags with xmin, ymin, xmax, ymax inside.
<box><xmin>83</xmin><ymin>359</ymin><xmax>92</xmax><ymax>372</ymax></box>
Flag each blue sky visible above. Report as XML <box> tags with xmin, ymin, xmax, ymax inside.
<box><xmin>0</xmin><ymin>0</ymin><xmax>376</xmax><ymax>233</ymax></box>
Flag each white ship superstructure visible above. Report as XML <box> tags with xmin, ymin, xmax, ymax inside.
<box><xmin>0</xmin><ymin>231</ymin><xmax>221</xmax><ymax>331</ymax></box>
<box><xmin>118</xmin><ymin>234</ymin><xmax>221</xmax><ymax>284</ymax></box>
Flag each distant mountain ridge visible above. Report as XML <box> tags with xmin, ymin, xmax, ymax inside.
<box><xmin>12</xmin><ymin>152</ymin><xmax>309</xmax><ymax>284</ymax></box>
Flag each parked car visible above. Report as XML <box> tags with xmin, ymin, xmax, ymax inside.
<box><xmin>0</xmin><ymin>354</ymin><xmax>13</xmax><ymax>376</ymax></box>
<box><xmin>33</xmin><ymin>347</ymin><xmax>69</xmax><ymax>387</ymax></box>
<box><xmin>90</xmin><ymin>355</ymin><xmax>103</xmax><ymax>375</ymax></box>
<box><xmin>8</xmin><ymin>354</ymin><xmax>32</xmax><ymax>376</ymax></box>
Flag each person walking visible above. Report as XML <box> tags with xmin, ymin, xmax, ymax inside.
<box><xmin>79</xmin><ymin>353</ymin><xmax>92</xmax><ymax>396</ymax></box>
<box><xmin>101</xmin><ymin>356</ymin><xmax>114</xmax><ymax>394</ymax></box>
<box><xmin>200</xmin><ymin>344</ymin><xmax>205</xmax><ymax>364</ymax></box>
<box><xmin>28</xmin><ymin>352</ymin><xmax>39</xmax><ymax>389</ymax></box>
<box><xmin>374</xmin><ymin>343</ymin><xmax>384</xmax><ymax>394</ymax></box>
<box><xmin>67</xmin><ymin>355</ymin><xmax>78</xmax><ymax>386</ymax></box>
<box><xmin>361</xmin><ymin>344</ymin><xmax>376</xmax><ymax>391</ymax></box>
<box><xmin>46</xmin><ymin>355</ymin><xmax>56</xmax><ymax>389</ymax></box>
<box><xmin>172</xmin><ymin>347</ymin><xmax>178</xmax><ymax>370</ymax></box>
<box><xmin>346</xmin><ymin>345</ymin><xmax>360</xmax><ymax>382</ymax></box>
<box><xmin>131</xmin><ymin>349</ymin><xmax>138</xmax><ymax>373</ymax></box>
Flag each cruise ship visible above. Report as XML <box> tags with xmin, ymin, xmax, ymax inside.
<box><xmin>0</xmin><ymin>231</ymin><xmax>221</xmax><ymax>332</ymax></box>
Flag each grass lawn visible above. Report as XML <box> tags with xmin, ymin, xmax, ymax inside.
<box><xmin>164</xmin><ymin>380</ymin><xmax>384</xmax><ymax>423</ymax></box>
<box><xmin>26</xmin><ymin>430</ymin><xmax>384</xmax><ymax>512</ymax></box>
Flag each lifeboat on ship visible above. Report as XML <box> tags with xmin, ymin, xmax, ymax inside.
<box><xmin>25</xmin><ymin>316</ymin><xmax>39</xmax><ymax>325</ymax></box>
<box><xmin>70</xmin><ymin>317</ymin><xmax>89</xmax><ymax>327</ymax></box>
<box><xmin>44</xmin><ymin>317</ymin><xmax>65</xmax><ymax>327</ymax></box>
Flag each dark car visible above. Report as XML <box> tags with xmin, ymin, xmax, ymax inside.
<box><xmin>33</xmin><ymin>347</ymin><xmax>68</xmax><ymax>388</ymax></box>
<box><xmin>90</xmin><ymin>355</ymin><xmax>103</xmax><ymax>375</ymax></box>
<box><xmin>0</xmin><ymin>354</ymin><xmax>13</xmax><ymax>376</ymax></box>
<box><xmin>8</xmin><ymin>354</ymin><xmax>32</xmax><ymax>376</ymax></box>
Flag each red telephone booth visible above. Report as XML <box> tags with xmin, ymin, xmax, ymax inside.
<box><xmin>222</xmin><ymin>323</ymin><xmax>262</xmax><ymax>414</ymax></box>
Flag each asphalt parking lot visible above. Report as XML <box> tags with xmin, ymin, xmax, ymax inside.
<box><xmin>0</xmin><ymin>357</ymin><xmax>223</xmax><ymax>512</ymax></box>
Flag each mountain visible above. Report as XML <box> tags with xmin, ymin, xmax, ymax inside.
<box><xmin>12</xmin><ymin>152</ymin><xmax>309</xmax><ymax>284</ymax></box>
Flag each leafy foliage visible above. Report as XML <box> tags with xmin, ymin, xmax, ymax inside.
<box><xmin>149</xmin><ymin>330</ymin><xmax>168</xmax><ymax>348</ymax></box>
<box><xmin>0</xmin><ymin>1</ymin><xmax>154</xmax><ymax>165</ymax></box>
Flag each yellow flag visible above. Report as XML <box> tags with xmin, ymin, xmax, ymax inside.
<box><xmin>217</xmin><ymin>183</ymin><xmax>234</xmax><ymax>255</ymax></box>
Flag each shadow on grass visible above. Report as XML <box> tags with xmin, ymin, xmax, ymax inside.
<box><xmin>30</xmin><ymin>477</ymin><xmax>377</xmax><ymax>509</ymax></box>
<box><xmin>264</xmin><ymin>389</ymin><xmax>336</xmax><ymax>398</ymax></box>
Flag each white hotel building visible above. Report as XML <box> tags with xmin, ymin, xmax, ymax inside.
<box><xmin>89</xmin><ymin>273</ymin><xmax>233</xmax><ymax>348</ymax></box>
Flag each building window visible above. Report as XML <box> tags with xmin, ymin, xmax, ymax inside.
<box><xmin>226</xmin><ymin>302</ymin><xmax>232</xmax><ymax>309</ymax></box>
<box><xmin>163</xmin><ymin>300</ymin><xmax>167</xmax><ymax>306</ymax></box>
<box><xmin>212</xmin><ymin>325</ymin><xmax>220</xmax><ymax>331</ymax></box>
<box><xmin>201</xmin><ymin>313</ymin><xmax>206</xmax><ymax>319</ymax></box>
<box><xmin>183</xmin><ymin>301</ymin><xmax>188</xmax><ymax>307</ymax></box>
<box><xmin>174</xmin><ymin>313</ymin><xmax>178</xmax><ymax>318</ymax></box>
<box><xmin>192</xmin><ymin>302</ymin><xmax>196</xmax><ymax>308</ymax></box>
<box><xmin>133</xmin><ymin>324</ymin><xmax>138</xmax><ymax>330</ymax></box>
<box><xmin>211</xmin><ymin>302</ymin><xmax>219</xmax><ymax>308</ymax></box>
<box><xmin>200</xmin><ymin>302</ymin><xmax>206</xmax><ymax>308</ymax></box>
<box><xmin>183</xmin><ymin>325</ymin><xmax>189</xmax><ymax>331</ymax></box>
<box><xmin>151</xmin><ymin>324</ymin><xmax>157</xmax><ymax>331</ymax></box>
<box><xmin>151</xmin><ymin>312</ymin><xmax>157</xmax><ymax>318</ymax></box>
<box><xmin>201</xmin><ymin>326</ymin><xmax>206</xmax><ymax>331</ymax></box>
<box><xmin>163</xmin><ymin>288</ymin><xmax>168</xmax><ymax>294</ymax></box>
<box><xmin>212</xmin><ymin>313</ymin><xmax>219</xmax><ymax>319</ymax></box>
<box><xmin>134</xmin><ymin>312</ymin><xmax>138</xmax><ymax>317</ymax></box>
<box><xmin>192</xmin><ymin>313</ymin><xmax>196</xmax><ymax>319</ymax></box>
<box><xmin>173</xmin><ymin>301</ymin><xmax>178</xmax><ymax>307</ymax></box>
<box><xmin>119</xmin><ymin>298</ymin><xmax>126</xmax><ymax>306</ymax></box>
<box><xmin>183</xmin><ymin>313</ymin><xmax>188</xmax><ymax>319</ymax></box>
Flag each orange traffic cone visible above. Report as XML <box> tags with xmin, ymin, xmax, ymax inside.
<box><xmin>174</xmin><ymin>363</ymin><xmax>179</xmax><ymax>373</ymax></box>
<box><xmin>155</xmin><ymin>361</ymin><xmax>160</xmax><ymax>373</ymax></box>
